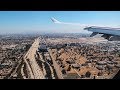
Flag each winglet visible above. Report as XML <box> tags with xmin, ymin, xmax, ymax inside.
<box><xmin>51</xmin><ymin>17</ymin><xmax>61</xmax><ymax>23</ymax></box>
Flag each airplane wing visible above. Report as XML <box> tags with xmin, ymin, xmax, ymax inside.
<box><xmin>84</xmin><ymin>26</ymin><xmax>120</xmax><ymax>40</ymax></box>
<box><xmin>51</xmin><ymin>17</ymin><xmax>120</xmax><ymax>40</ymax></box>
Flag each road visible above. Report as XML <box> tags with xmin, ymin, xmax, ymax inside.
<box><xmin>24</xmin><ymin>38</ymin><xmax>45</xmax><ymax>79</ymax></box>
<box><xmin>48</xmin><ymin>49</ymin><xmax>64</xmax><ymax>79</ymax></box>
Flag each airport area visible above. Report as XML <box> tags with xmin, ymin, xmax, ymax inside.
<box><xmin>0</xmin><ymin>33</ymin><xmax>120</xmax><ymax>79</ymax></box>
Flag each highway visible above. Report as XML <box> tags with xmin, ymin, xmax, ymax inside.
<box><xmin>48</xmin><ymin>49</ymin><xmax>64</xmax><ymax>79</ymax></box>
<box><xmin>24</xmin><ymin>38</ymin><xmax>45</xmax><ymax>79</ymax></box>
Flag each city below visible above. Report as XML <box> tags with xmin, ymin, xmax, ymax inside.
<box><xmin>0</xmin><ymin>33</ymin><xmax>120</xmax><ymax>79</ymax></box>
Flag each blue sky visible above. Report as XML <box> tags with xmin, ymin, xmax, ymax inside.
<box><xmin>0</xmin><ymin>11</ymin><xmax>120</xmax><ymax>34</ymax></box>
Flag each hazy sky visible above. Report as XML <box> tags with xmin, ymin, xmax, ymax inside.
<box><xmin>0</xmin><ymin>11</ymin><xmax>120</xmax><ymax>34</ymax></box>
